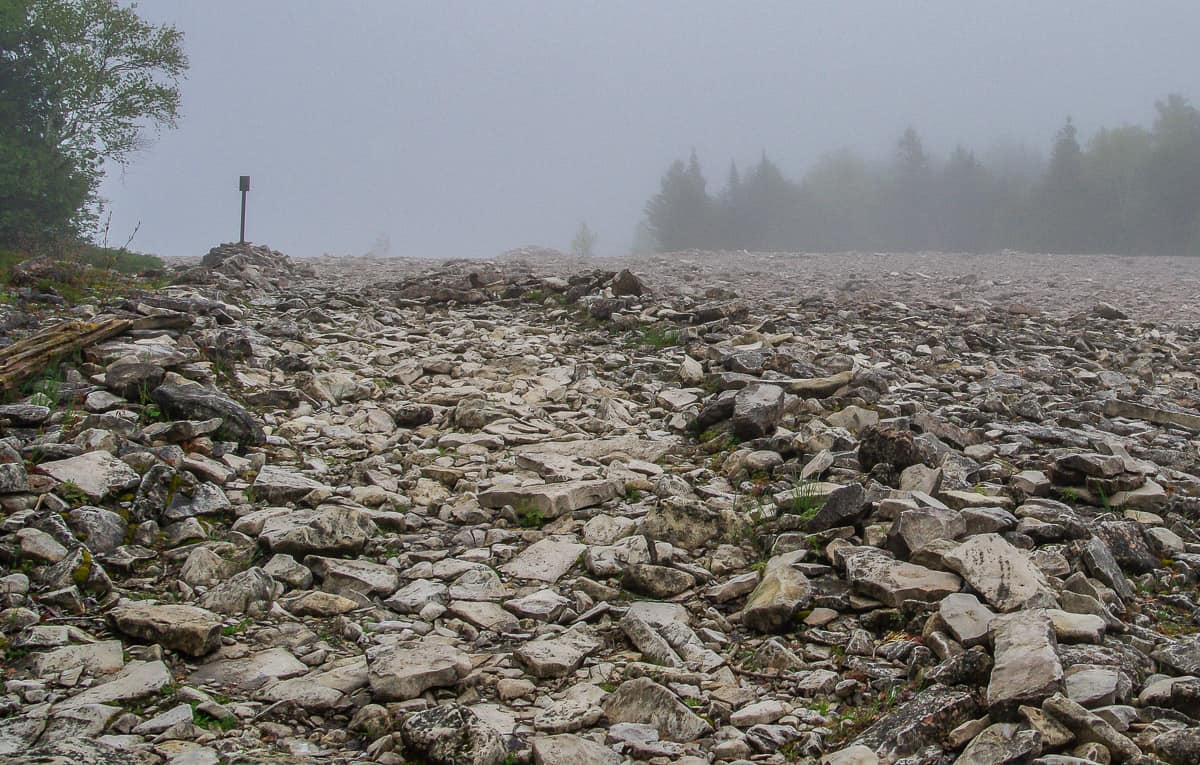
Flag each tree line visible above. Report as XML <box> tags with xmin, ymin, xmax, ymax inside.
<box><xmin>642</xmin><ymin>95</ymin><xmax>1200</xmax><ymax>256</ymax></box>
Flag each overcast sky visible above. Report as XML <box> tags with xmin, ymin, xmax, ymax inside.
<box><xmin>98</xmin><ymin>1</ymin><xmax>1200</xmax><ymax>259</ymax></box>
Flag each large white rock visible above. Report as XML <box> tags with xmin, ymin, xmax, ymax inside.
<box><xmin>843</xmin><ymin>548</ymin><xmax>962</xmax><ymax>607</ymax></box>
<box><xmin>944</xmin><ymin>533</ymin><xmax>1058</xmax><ymax>612</ymax></box>
<box><xmin>251</xmin><ymin>465</ymin><xmax>330</xmax><ymax>503</ymax></box>
<box><xmin>36</xmin><ymin>450</ymin><xmax>140</xmax><ymax>500</ymax></box>
<box><xmin>108</xmin><ymin>602</ymin><xmax>223</xmax><ymax>657</ymax></box>
<box><xmin>367</xmin><ymin>639</ymin><xmax>472</xmax><ymax>701</ymax></box>
<box><xmin>514</xmin><ymin>626</ymin><xmax>601</xmax><ymax>679</ymax></box>
<box><xmin>986</xmin><ymin>611</ymin><xmax>1063</xmax><ymax>713</ymax></box>
<box><xmin>500</xmin><ymin>537</ymin><xmax>586</xmax><ymax>583</ymax></box>
<box><xmin>478</xmin><ymin>479</ymin><xmax>622</xmax><ymax>519</ymax></box>
<box><xmin>58</xmin><ymin>660</ymin><xmax>172</xmax><ymax>708</ymax></box>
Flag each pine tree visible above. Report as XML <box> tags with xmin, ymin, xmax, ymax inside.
<box><xmin>938</xmin><ymin>146</ymin><xmax>995</xmax><ymax>251</ymax></box>
<box><xmin>884</xmin><ymin>127</ymin><xmax>935</xmax><ymax>250</ymax></box>
<box><xmin>1035</xmin><ymin>117</ymin><xmax>1092</xmax><ymax>252</ymax></box>
<box><xmin>644</xmin><ymin>149</ymin><xmax>712</xmax><ymax>251</ymax></box>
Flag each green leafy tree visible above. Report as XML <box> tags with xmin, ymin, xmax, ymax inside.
<box><xmin>0</xmin><ymin>0</ymin><xmax>187</xmax><ymax>247</ymax></box>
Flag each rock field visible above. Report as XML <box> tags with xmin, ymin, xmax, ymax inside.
<box><xmin>2</xmin><ymin>243</ymin><xmax>1200</xmax><ymax>764</ymax></box>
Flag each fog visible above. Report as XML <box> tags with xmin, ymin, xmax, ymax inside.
<box><xmin>98</xmin><ymin>1</ymin><xmax>1200</xmax><ymax>259</ymax></box>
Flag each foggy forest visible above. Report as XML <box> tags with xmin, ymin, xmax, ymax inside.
<box><xmin>642</xmin><ymin>96</ymin><xmax>1200</xmax><ymax>256</ymax></box>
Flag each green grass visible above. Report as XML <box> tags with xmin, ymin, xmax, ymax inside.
<box><xmin>630</xmin><ymin>326</ymin><xmax>680</xmax><ymax>348</ymax></box>
<box><xmin>220</xmin><ymin>620</ymin><xmax>250</xmax><ymax>637</ymax></box>
<box><xmin>193</xmin><ymin>708</ymin><xmax>238</xmax><ymax>732</ymax></box>
<box><xmin>781</xmin><ymin>479</ymin><xmax>825</xmax><ymax>520</ymax></box>
<box><xmin>75</xmin><ymin>244</ymin><xmax>163</xmax><ymax>274</ymax></box>
<box><xmin>0</xmin><ymin>242</ymin><xmax>165</xmax><ymax>303</ymax></box>
<box><xmin>56</xmin><ymin>480</ymin><xmax>89</xmax><ymax>505</ymax></box>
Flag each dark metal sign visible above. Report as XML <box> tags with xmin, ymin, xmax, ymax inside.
<box><xmin>238</xmin><ymin>175</ymin><xmax>250</xmax><ymax>243</ymax></box>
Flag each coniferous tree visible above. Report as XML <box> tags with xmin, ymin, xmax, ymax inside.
<box><xmin>1033</xmin><ymin>117</ymin><xmax>1092</xmax><ymax>252</ymax></box>
<box><xmin>740</xmin><ymin>153</ymin><xmax>797</xmax><ymax>250</ymax></box>
<box><xmin>1140</xmin><ymin>95</ymin><xmax>1200</xmax><ymax>254</ymax></box>
<box><xmin>1085</xmin><ymin>125</ymin><xmax>1152</xmax><ymax>253</ymax></box>
<box><xmin>640</xmin><ymin>95</ymin><xmax>1200</xmax><ymax>257</ymax></box>
<box><xmin>938</xmin><ymin>146</ymin><xmax>994</xmax><ymax>251</ymax></box>
<box><xmin>715</xmin><ymin>160</ymin><xmax>745</xmax><ymax>248</ymax></box>
<box><xmin>884</xmin><ymin>127</ymin><xmax>935</xmax><ymax>250</ymax></box>
<box><xmin>644</xmin><ymin>149</ymin><xmax>711</xmax><ymax>251</ymax></box>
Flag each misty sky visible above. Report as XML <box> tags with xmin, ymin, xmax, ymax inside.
<box><xmin>98</xmin><ymin>1</ymin><xmax>1200</xmax><ymax>259</ymax></box>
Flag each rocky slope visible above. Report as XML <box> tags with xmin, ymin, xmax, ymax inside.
<box><xmin>1</xmin><ymin>244</ymin><xmax>1200</xmax><ymax>764</ymax></box>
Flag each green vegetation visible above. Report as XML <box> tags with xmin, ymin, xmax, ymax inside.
<box><xmin>829</xmin><ymin>686</ymin><xmax>904</xmax><ymax>743</ymax></box>
<box><xmin>1</xmin><ymin>0</ymin><xmax>186</xmax><ymax>256</ymax></box>
<box><xmin>193</xmin><ymin>708</ymin><xmax>237</xmax><ymax>732</ymax></box>
<box><xmin>220</xmin><ymin>620</ymin><xmax>250</xmax><ymax>637</ymax></box>
<box><xmin>644</xmin><ymin>95</ymin><xmax>1200</xmax><ymax>256</ymax></box>
<box><xmin>1055</xmin><ymin>486</ymin><xmax>1081</xmax><ymax>503</ymax></box>
<box><xmin>56</xmin><ymin>480</ymin><xmax>89</xmax><ymax>506</ymax></box>
<box><xmin>780</xmin><ymin>478</ymin><xmax>825</xmax><ymax>520</ymax></box>
<box><xmin>630</xmin><ymin>326</ymin><xmax>680</xmax><ymax>349</ymax></box>
<box><xmin>513</xmin><ymin>500</ymin><xmax>546</xmax><ymax>529</ymax></box>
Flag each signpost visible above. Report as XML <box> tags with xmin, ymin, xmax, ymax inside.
<box><xmin>238</xmin><ymin>175</ymin><xmax>251</xmax><ymax>244</ymax></box>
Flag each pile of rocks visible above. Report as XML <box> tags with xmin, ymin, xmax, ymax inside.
<box><xmin>0</xmin><ymin>249</ymin><xmax>1198</xmax><ymax>764</ymax></box>
<box><xmin>176</xmin><ymin>242</ymin><xmax>313</xmax><ymax>291</ymax></box>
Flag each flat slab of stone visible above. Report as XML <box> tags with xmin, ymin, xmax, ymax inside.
<box><xmin>843</xmin><ymin>548</ymin><xmax>961</xmax><ymax>607</ymax></box>
<box><xmin>252</xmin><ymin>465</ymin><xmax>330</xmax><ymax>503</ymax></box>
<box><xmin>447</xmin><ymin>600</ymin><xmax>520</xmax><ymax>634</ymax></box>
<box><xmin>500</xmin><ymin>537</ymin><xmax>586</xmax><ymax>583</ymax></box>
<box><xmin>987</xmin><ymin>611</ymin><xmax>1063</xmax><ymax>714</ymax></box>
<box><xmin>31</xmin><ymin>639</ymin><xmax>124</xmax><ymax>675</ymax></box>
<box><xmin>531</xmin><ymin>734</ymin><xmax>622</xmax><ymax>765</ymax></box>
<box><xmin>258</xmin><ymin>505</ymin><xmax>377</xmax><ymax>556</ymax></box>
<box><xmin>852</xmin><ymin>684</ymin><xmax>978</xmax><ymax>759</ymax></box>
<box><xmin>367</xmin><ymin>639</ymin><xmax>472</xmax><ymax>701</ymax></box>
<box><xmin>514</xmin><ymin>626</ymin><xmax>602</xmax><ymax>679</ymax></box>
<box><xmin>58</xmin><ymin>659</ymin><xmax>172</xmax><ymax>708</ymax></box>
<box><xmin>108</xmin><ymin>602</ymin><xmax>223</xmax><ymax>657</ymax></box>
<box><xmin>306</xmin><ymin>555</ymin><xmax>399</xmax><ymax>596</ymax></box>
<box><xmin>189</xmin><ymin>646</ymin><xmax>308</xmax><ymax>692</ymax></box>
<box><xmin>513</xmin><ymin>436</ymin><xmax>677</xmax><ymax>463</ymax></box>
<box><xmin>36</xmin><ymin>450</ymin><xmax>140</xmax><ymax>500</ymax></box>
<box><xmin>939</xmin><ymin>593</ymin><xmax>994</xmax><ymax>647</ymax></box>
<box><xmin>478</xmin><ymin>479</ymin><xmax>622</xmax><ymax>519</ymax></box>
<box><xmin>153</xmin><ymin>382</ymin><xmax>265</xmax><ymax>446</ymax></box>
<box><xmin>944</xmin><ymin>533</ymin><xmax>1058</xmax><ymax>612</ymax></box>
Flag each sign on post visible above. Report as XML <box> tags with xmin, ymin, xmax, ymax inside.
<box><xmin>238</xmin><ymin>175</ymin><xmax>251</xmax><ymax>243</ymax></box>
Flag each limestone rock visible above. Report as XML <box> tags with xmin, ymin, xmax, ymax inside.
<box><xmin>601</xmin><ymin>677</ymin><xmax>712</xmax><ymax>742</ymax></box>
<box><xmin>944</xmin><ymin>533</ymin><xmax>1059</xmax><ymax>612</ymax></box>
<box><xmin>367</xmin><ymin>640</ymin><xmax>472</xmax><ymax>701</ymax></box>
<box><xmin>108</xmin><ymin>602</ymin><xmax>223</xmax><ymax>657</ymax></box>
